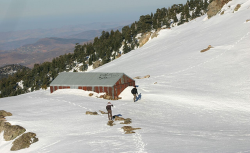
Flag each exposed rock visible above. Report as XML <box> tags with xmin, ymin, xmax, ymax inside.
<box><xmin>144</xmin><ymin>75</ymin><xmax>150</xmax><ymax>78</ymax></box>
<box><xmin>154</xmin><ymin>82</ymin><xmax>157</xmax><ymax>84</ymax></box>
<box><xmin>11</xmin><ymin>132</ymin><xmax>39</xmax><ymax>151</ymax></box>
<box><xmin>89</xmin><ymin>93</ymin><xmax>93</xmax><ymax>96</ymax></box>
<box><xmin>114</xmin><ymin>116</ymin><xmax>125</xmax><ymax>121</ymax></box>
<box><xmin>104</xmin><ymin>95</ymin><xmax>111</xmax><ymax>100</ymax></box>
<box><xmin>201</xmin><ymin>45</ymin><xmax>213</xmax><ymax>53</ymax></box>
<box><xmin>246</xmin><ymin>19</ymin><xmax>250</xmax><ymax>22</ymax></box>
<box><xmin>133</xmin><ymin>75</ymin><xmax>150</xmax><ymax>79</ymax></box>
<box><xmin>234</xmin><ymin>4</ymin><xmax>241</xmax><ymax>12</ymax></box>
<box><xmin>121</xmin><ymin>126</ymin><xmax>141</xmax><ymax>134</ymax></box>
<box><xmin>107</xmin><ymin>120</ymin><xmax>115</xmax><ymax>126</ymax></box>
<box><xmin>0</xmin><ymin>110</ymin><xmax>39</xmax><ymax>152</ymax></box>
<box><xmin>121</xmin><ymin>118</ymin><xmax>132</xmax><ymax>124</ymax></box>
<box><xmin>99</xmin><ymin>110</ymin><xmax>108</xmax><ymax>114</ymax></box>
<box><xmin>93</xmin><ymin>60</ymin><xmax>102</xmax><ymax>69</ymax></box>
<box><xmin>207</xmin><ymin>0</ymin><xmax>231</xmax><ymax>19</ymax></box>
<box><xmin>151</xmin><ymin>28</ymin><xmax>161</xmax><ymax>39</ymax></box>
<box><xmin>0</xmin><ymin>120</ymin><xmax>5</xmax><ymax>133</ymax></box>
<box><xmin>139</xmin><ymin>32</ymin><xmax>151</xmax><ymax>47</ymax></box>
<box><xmin>86</xmin><ymin>111</ymin><xmax>98</xmax><ymax>115</ymax></box>
<box><xmin>0</xmin><ymin>110</ymin><xmax>12</xmax><ymax>117</ymax></box>
<box><xmin>3</xmin><ymin>123</ymin><xmax>26</xmax><ymax>141</ymax></box>
<box><xmin>115</xmin><ymin>53</ymin><xmax>122</xmax><ymax>59</ymax></box>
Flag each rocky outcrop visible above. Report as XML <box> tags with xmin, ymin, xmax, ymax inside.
<box><xmin>93</xmin><ymin>60</ymin><xmax>102</xmax><ymax>69</ymax></box>
<box><xmin>207</xmin><ymin>0</ymin><xmax>231</xmax><ymax>19</ymax></box>
<box><xmin>139</xmin><ymin>32</ymin><xmax>151</xmax><ymax>47</ymax></box>
<box><xmin>0</xmin><ymin>110</ymin><xmax>39</xmax><ymax>151</ymax></box>
<box><xmin>11</xmin><ymin>132</ymin><xmax>39</xmax><ymax>151</ymax></box>
<box><xmin>0</xmin><ymin>110</ymin><xmax>12</xmax><ymax>133</ymax></box>
<box><xmin>151</xmin><ymin>28</ymin><xmax>161</xmax><ymax>39</ymax></box>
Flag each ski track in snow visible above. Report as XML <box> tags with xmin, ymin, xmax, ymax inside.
<box><xmin>133</xmin><ymin>132</ymin><xmax>147</xmax><ymax>153</ymax></box>
<box><xmin>40</xmin><ymin>140</ymin><xmax>61</xmax><ymax>152</ymax></box>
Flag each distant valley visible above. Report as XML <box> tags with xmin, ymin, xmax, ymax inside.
<box><xmin>0</xmin><ymin>22</ymin><xmax>127</xmax><ymax>68</ymax></box>
<box><xmin>0</xmin><ymin>37</ymin><xmax>90</xmax><ymax>68</ymax></box>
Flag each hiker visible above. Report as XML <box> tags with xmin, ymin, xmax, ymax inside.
<box><xmin>131</xmin><ymin>86</ymin><xmax>138</xmax><ymax>102</ymax></box>
<box><xmin>106</xmin><ymin>102</ymin><xmax>113</xmax><ymax>120</ymax></box>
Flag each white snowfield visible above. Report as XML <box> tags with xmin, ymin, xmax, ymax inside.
<box><xmin>1</xmin><ymin>0</ymin><xmax>250</xmax><ymax>152</ymax></box>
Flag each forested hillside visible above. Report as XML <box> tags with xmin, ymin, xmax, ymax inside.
<box><xmin>0</xmin><ymin>0</ymin><xmax>211</xmax><ymax>98</ymax></box>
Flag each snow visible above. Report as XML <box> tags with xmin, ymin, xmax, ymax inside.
<box><xmin>17</xmin><ymin>80</ymin><xmax>24</xmax><ymax>89</ymax></box>
<box><xmin>1</xmin><ymin>0</ymin><xmax>250</xmax><ymax>152</ymax></box>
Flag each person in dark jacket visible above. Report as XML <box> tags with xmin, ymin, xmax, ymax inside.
<box><xmin>106</xmin><ymin>102</ymin><xmax>113</xmax><ymax>120</ymax></box>
<box><xmin>131</xmin><ymin>86</ymin><xmax>138</xmax><ymax>102</ymax></box>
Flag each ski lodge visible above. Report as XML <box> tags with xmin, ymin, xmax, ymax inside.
<box><xmin>50</xmin><ymin>72</ymin><xmax>135</xmax><ymax>98</ymax></box>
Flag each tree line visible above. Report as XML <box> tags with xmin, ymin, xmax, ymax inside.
<box><xmin>0</xmin><ymin>0</ymin><xmax>211</xmax><ymax>98</ymax></box>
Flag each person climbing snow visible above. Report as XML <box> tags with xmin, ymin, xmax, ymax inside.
<box><xmin>131</xmin><ymin>86</ymin><xmax>138</xmax><ymax>102</ymax></box>
<box><xmin>106</xmin><ymin>102</ymin><xmax>113</xmax><ymax>120</ymax></box>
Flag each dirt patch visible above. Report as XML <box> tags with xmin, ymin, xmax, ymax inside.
<box><xmin>99</xmin><ymin>110</ymin><xmax>108</xmax><ymax>114</ymax></box>
<box><xmin>121</xmin><ymin>126</ymin><xmax>141</xmax><ymax>134</ymax></box>
<box><xmin>246</xmin><ymin>19</ymin><xmax>250</xmax><ymax>22</ymax></box>
<box><xmin>89</xmin><ymin>93</ymin><xmax>94</xmax><ymax>96</ymax></box>
<box><xmin>201</xmin><ymin>45</ymin><xmax>213</xmax><ymax>53</ymax></box>
<box><xmin>11</xmin><ymin>132</ymin><xmax>39</xmax><ymax>151</ymax></box>
<box><xmin>86</xmin><ymin>111</ymin><xmax>98</xmax><ymax>115</ymax></box>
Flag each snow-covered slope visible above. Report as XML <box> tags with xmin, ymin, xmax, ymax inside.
<box><xmin>1</xmin><ymin>0</ymin><xmax>250</xmax><ymax>152</ymax></box>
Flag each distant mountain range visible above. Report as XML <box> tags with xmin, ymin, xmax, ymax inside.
<box><xmin>0</xmin><ymin>22</ymin><xmax>128</xmax><ymax>68</ymax></box>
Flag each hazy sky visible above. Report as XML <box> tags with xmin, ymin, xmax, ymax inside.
<box><xmin>0</xmin><ymin>0</ymin><xmax>188</xmax><ymax>32</ymax></box>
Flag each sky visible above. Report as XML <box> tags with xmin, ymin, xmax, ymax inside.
<box><xmin>0</xmin><ymin>0</ymin><xmax>188</xmax><ymax>32</ymax></box>
<box><xmin>1</xmin><ymin>0</ymin><xmax>250</xmax><ymax>152</ymax></box>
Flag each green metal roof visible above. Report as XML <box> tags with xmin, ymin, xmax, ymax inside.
<box><xmin>50</xmin><ymin>72</ymin><xmax>129</xmax><ymax>87</ymax></box>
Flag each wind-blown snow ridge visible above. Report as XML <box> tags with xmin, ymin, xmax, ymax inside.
<box><xmin>1</xmin><ymin>0</ymin><xmax>250</xmax><ymax>152</ymax></box>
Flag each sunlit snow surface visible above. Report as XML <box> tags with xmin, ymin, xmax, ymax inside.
<box><xmin>1</xmin><ymin>0</ymin><xmax>250</xmax><ymax>152</ymax></box>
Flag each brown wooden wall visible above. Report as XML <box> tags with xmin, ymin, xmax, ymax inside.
<box><xmin>50</xmin><ymin>74</ymin><xmax>135</xmax><ymax>98</ymax></box>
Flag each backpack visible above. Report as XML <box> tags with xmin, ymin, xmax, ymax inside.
<box><xmin>131</xmin><ymin>88</ymin><xmax>135</xmax><ymax>94</ymax></box>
